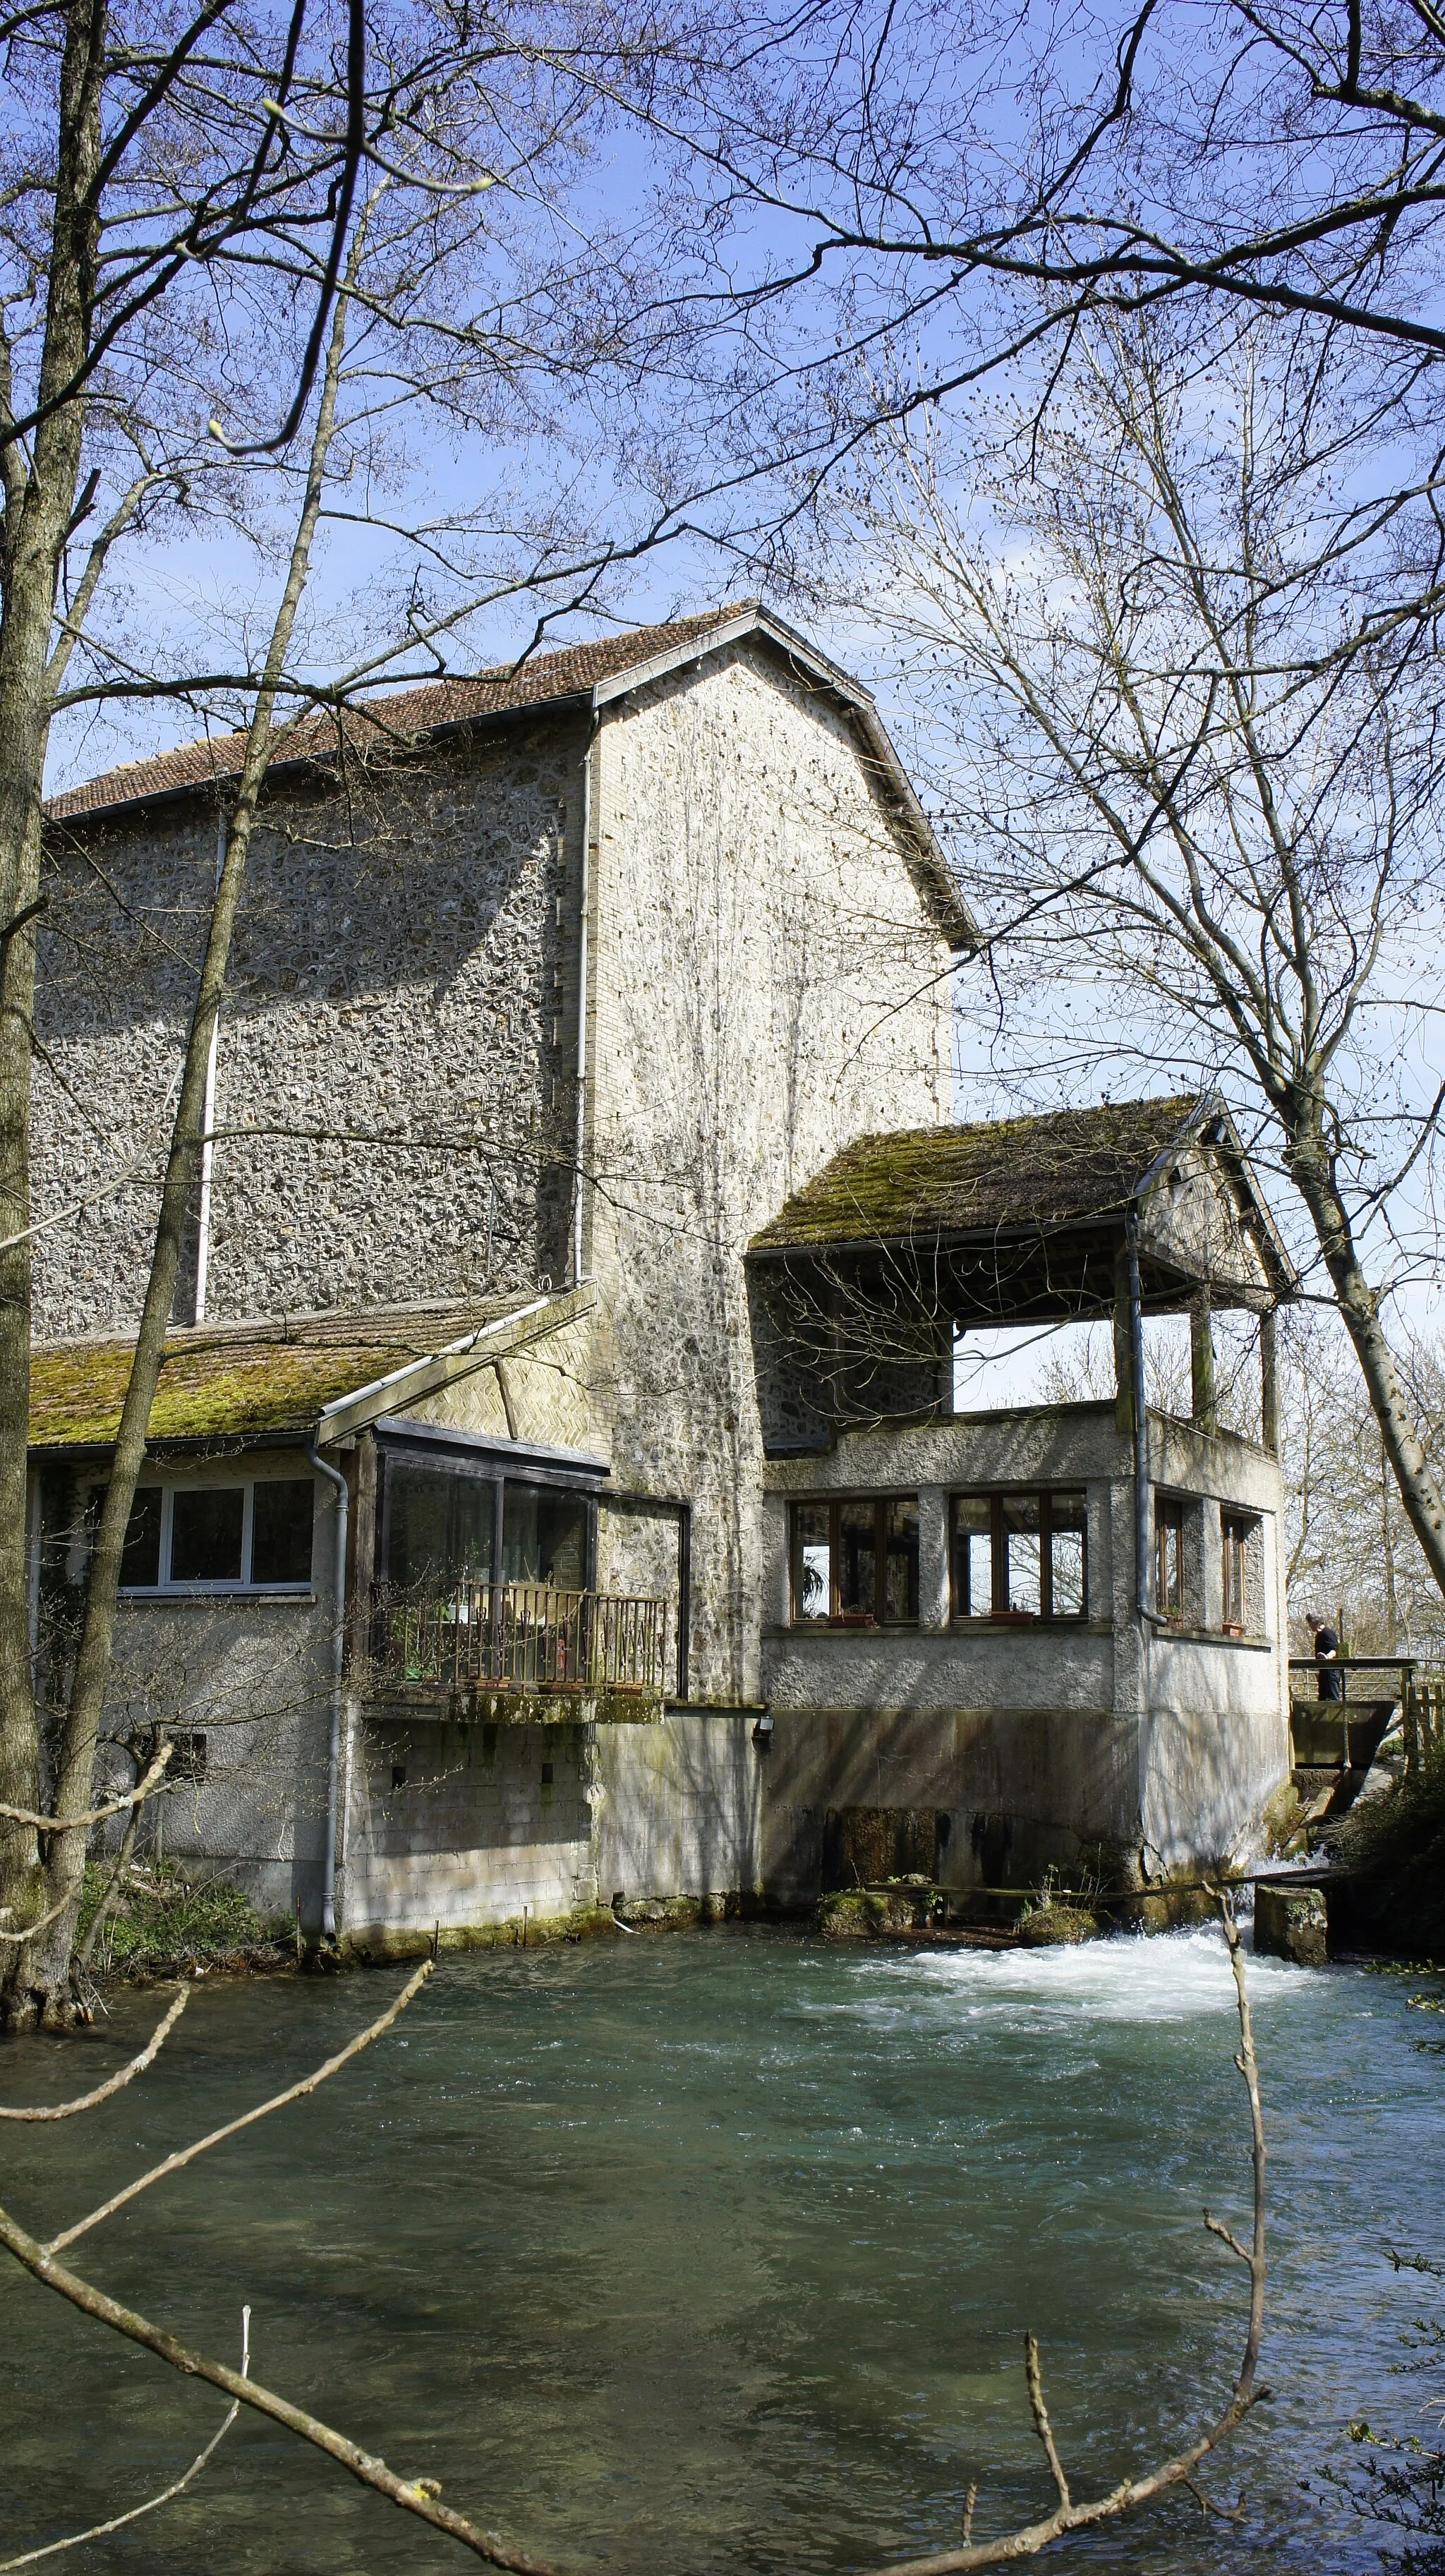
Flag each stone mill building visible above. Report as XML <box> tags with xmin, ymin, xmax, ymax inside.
<box><xmin>27</xmin><ymin>603</ymin><xmax>1296</xmax><ymax>1944</ymax></box>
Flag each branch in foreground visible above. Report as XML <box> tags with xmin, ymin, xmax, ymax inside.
<box><xmin>0</xmin><ymin>1743</ymin><xmax>174</xmax><ymax>1834</ymax></box>
<box><xmin>859</xmin><ymin>1897</ymin><xmax>1266</xmax><ymax>2573</ymax></box>
<box><xmin>47</xmin><ymin>1959</ymin><xmax>432</xmax><ymax>2252</ymax></box>
<box><xmin>0</xmin><ymin>1988</ymin><xmax>189</xmax><ymax>2122</ymax></box>
<box><xmin>0</xmin><ymin>2305</ymin><xmax>249</xmax><ymax>2570</ymax></box>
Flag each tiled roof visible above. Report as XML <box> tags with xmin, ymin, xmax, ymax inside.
<box><xmin>749</xmin><ymin>1099</ymin><xmax>1209</xmax><ymax>1252</ymax></box>
<box><xmin>45</xmin><ymin>607</ymin><xmax>752</xmax><ymax>822</ymax></box>
<box><xmin>29</xmin><ymin>1295</ymin><xmax>539</xmax><ymax>1449</ymax></box>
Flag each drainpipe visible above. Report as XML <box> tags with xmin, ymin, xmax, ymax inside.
<box><xmin>1126</xmin><ymin>1219</ymin><xmax>1151</xmax><ymax>1623</ymax></box>
<box><xmin>308</xmin><ymin>1431</ymin><xmax>349</xmax><ymax>1944</ymax></box>
<box><xmin>572</xmin><ymin>715</ymin><xmax>599</xmax><ymax>1288</ymax></box>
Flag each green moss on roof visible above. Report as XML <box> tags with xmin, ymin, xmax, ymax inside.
<box><xmin>30</xmin><ymin>1298</ymin><xmax>531</xmax><ymax>1449</ymax></box>
<box><xmin>750</xmin><ymin>1098</ymin><xmax>1205</xmax><ymax>1252</ymax></box>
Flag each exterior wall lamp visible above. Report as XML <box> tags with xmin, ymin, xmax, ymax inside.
<box><xmin>752</xmin><ymin>1710</ymin><xmax>774</xmax><ymax>1750</ymax></box>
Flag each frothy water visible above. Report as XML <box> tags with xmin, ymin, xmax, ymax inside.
<box><xmin>0</xmin><ymin>1925</ymin><xmax>1439</xmax><ymax>2573</ymax></box>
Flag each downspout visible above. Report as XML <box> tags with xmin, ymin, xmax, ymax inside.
<box><xmin>1125</xmin><ymin>1217</ymin><xmax>1151</xmax><ymax>1625</ymax></box>
<box><xmin>572</xmin><ymin>713</ymin><xmax>600</xmax><ymax>1288</ymax></box>
<box><xmin>308</xmin><ymin>1431</ymin><xmax>349</xmax><ymax>1945</ymax></box>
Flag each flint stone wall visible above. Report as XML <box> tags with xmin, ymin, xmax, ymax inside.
<box><xmin>35</xmin><ymin>712</ymin><xmax>588</xmax><ymax>1334</ymax></box>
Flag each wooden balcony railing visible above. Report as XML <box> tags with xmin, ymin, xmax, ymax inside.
<box><xmin>373</xmin><ymin>1582</ymin><xmax>668</xmax><ymax>1696</ymax></box>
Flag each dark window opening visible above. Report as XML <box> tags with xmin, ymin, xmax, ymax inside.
<box><xmin>164</xmin><ymin>1729</ymin><xmax>207</xmax><ymax>1784</ymax></box>
<box><xmin>120</xmin><ymin>1488</ymin><xmax>162</xmax><ymax>1589</ymax></box>
<box><xmin>950</xmin><ymin>1492</ymin><xmax>1089</xmax><ymax>1621</ymax></box>
<box><xmin>391</xmin><ymin>1763</ymin><xmax>408</xmax><ymax>1791</ymax></box>
<box><xmin>789</xmin><ymin>1498</ymin><xmax>919</xmax><ymax>1626</ymax></box>
<box><xmin>251</xmin><ymin>1480</ymin><xmax>315</xmax><ymax>1585</ymax></box>
<box><xmin>169</xmin><ymin>1487</ymin><xmax>244</xmax><ymax>1584</ymax></box>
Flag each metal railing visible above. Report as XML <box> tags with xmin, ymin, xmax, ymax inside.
<box><xmin>373</xmin><ymin>1582</ymin><xmax>668</xmax><ymax>1695</ymax></box>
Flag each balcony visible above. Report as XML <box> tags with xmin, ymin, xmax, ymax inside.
<box><xmin>370</xmin><ymin>1581</ymin><xmax>670</xmax><ymax>1716</ymax></box>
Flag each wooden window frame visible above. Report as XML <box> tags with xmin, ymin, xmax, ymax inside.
<box><xmin>117</xmin><ymin>1475</ymin><xmax>315</xmax><ymax>1596</ymax></box>
<box><xmin>1221</xmin><ymin>1510</ymin><xmax>1255</xmax><ymax>1634</ymax></box>
<box><xmin>1155</xmin><ymin>1494</ymin><xmax>1186</xmax><ymax>1621</ymax></box>
<box><xmin>949</xmin><ymin>1489</ymin><xmax>1089</xmax><ymax>1624</ymax></box>
<box><xmin>788</xmin><ymin>1496</ymin><xmax>920</xmax><ymax>1627</ymax></box>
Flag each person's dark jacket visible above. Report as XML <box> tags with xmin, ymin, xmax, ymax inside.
<box><xmin>1314</xmin><ymin>1625</ymin><xmax>1345</xmax><ymax>1700</ymax></box>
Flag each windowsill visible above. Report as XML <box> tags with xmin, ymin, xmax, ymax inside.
<box><xmin>1154</xmin><ymin>1620</ymin><xmax>1273</xmax><ymax>1650</ymax></box>
<box><xmin>117</xmin><ymin>1585</ymin><xmax>317</xmax><ymax>1604</ymax></box>
<box><xmin>773</xmin><ymin>1616</ymin><xmax>1113</xmax><ymax>1640</ymax></box>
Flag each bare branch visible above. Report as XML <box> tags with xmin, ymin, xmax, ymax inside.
<box><xmin>48</xmin><ymin>1959</ymin><xmax>432</xmax><ymax>2252</ymax></box>
<box><xmin>0</xmin><ymin>2304</ymin><xmax>249</xmax><ymax>2568</ymax></box>
<box><xmin>0</xmin><ymin>1988</ymin><xmax>188</xmax><ymax>2121</ymax></box>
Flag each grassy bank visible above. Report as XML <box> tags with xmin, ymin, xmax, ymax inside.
<box><xmin>77</xmin><ymin>1860</ymin><xmax>294</xmax><ymax>1981</ymax></box>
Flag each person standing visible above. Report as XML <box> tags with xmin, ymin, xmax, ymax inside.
<box><xmin>1307</xmin><ymin>1614</ymin><xmax>1346</xmax><ymax>1701</ymax></box>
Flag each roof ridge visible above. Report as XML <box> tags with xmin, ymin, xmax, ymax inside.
<box><xmin>44</xmin><ymin>603</ymin><xmax>759</xmax><ymax>823</ymax></box>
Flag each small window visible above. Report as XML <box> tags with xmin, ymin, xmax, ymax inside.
<box><xmin>789</xmin><ymin>1499</ymin><xmax>920</xmax><ymax>1625</ymax></box>
<box><xmin>1156</xmin><ymin>1496</ymin><xmax>1185</xmax><ymax>1620</ymax></box>
<box><xmin>118</xmin><ymin>1477</ymin><xmax>314</xmax><ymax>1592</ymax></box>
<box><xmin>950</xmin><ymin>1492</ymin><xmax>1089</xmax><ymax>1622</ymax></box>
<box><xmin>1222</xmin><ymin>1512</ymin><xmax>1254</xmax><ymax>1632</ymax></box>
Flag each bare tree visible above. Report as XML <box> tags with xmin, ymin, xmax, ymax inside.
<box><xmin>818</xmin><ymin>304</ymin><xmax>1445</xmax><ymax>1605</ymax></box>
<box><xmin>0</xmin><ymin>1903</ymin><xmax>1266</xmax><ymax>2569</ymax></box>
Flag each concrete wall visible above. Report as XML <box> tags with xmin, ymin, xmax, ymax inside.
<box><xmin>585</xmin><ymin>643</ymin><xmax>954</xmax><ymax>1705</ymax></box>
<box><xmin>333</xmin><ymin>1707</ymin><xmax>762</xmax><ymax>1942</ymax></box>
<box><xmin>85</xmin><ymin>1445</ymin><xmax>341</xmax><ymax>1925</ymax></box>
<box><xmin>757</xmin><ymin>1401</ymin><xmax>1290</xmax><ymax>1887</ymax></box>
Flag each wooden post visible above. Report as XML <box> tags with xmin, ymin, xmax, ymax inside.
<box><xmin>1259</xmin><ymin>1306</ymin><xmax>1279</xmax><ymax>1454</ymax></box>
<box><xmin>1190</xmin><ymin>1293</ymin><xmax>1217</xmax><ymax>1434</ymax></box>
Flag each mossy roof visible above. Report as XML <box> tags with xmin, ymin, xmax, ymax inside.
<box><xmin>750</xmin><ymin>1098</ymin><xmax>1208</xmax><ymax>1252</ymax></box>
<box><xmin>30</xmin><ymin>1296</ymin><xmax>534</xmax><ymax>1451</ymax></box>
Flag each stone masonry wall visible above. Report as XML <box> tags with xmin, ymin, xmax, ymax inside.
<box><xmin>35</xmin><ymin>712</ymin><xmax>588</xmax><ymax>1334</ymax></box>
<box><xmin>584</xmin><ymin>642</ymin><xmax>955</xmax><ymax>1704</ymax></box>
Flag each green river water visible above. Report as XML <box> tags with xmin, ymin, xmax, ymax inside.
<box><xmin>1</xmin><ymin>1923</ymin><xmax>1441</xmax><ymax>2574</ymax></box>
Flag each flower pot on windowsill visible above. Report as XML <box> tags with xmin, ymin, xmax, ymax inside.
<box><xmin>833</xmin><ymin>1611</ymin><xmax>876</xmax><ymax>1626</ymax></box>
<box><xmin>1221</xmin><ymin>1621</ymin><xmax>1245</xmax><ymax>1636</ymax></box>
<box><xmin>995</xmin><ymin>1608</ymin><xmax>1039</xmax><ymax>1623</ymax></box>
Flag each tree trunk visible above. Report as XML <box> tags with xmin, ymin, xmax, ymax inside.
<box><xmin>0</xmin><ymin>0</ymin><xmax>108</xmax><ymax>2007</ymax></box>
<box><xmin>1288</xmin><ymin>1137</ymin><xmax>1445</xmax><ymax>1608</ymax></box>
<box><xmin>13</xmin><ymin>264</ymin><xmax>355</xmax><ymax>2021</ymax></box>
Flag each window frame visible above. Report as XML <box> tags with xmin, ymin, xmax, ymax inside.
<box><xmin>375</xmin><ymin>1436</ymin><xmax>601</xmax><ymax>1598</ymax></box>
<box><xmin>1155</xmin><ymin>1493</ymin><xmax>1186</xmax><ymax>1621</ymax></box>
<box><xmin>117</xmin><ymin>1474</ymin><xmax>316</xmax><ymax>1597</ymax></box>
<box><xmin>948</xmin><ymin>1489</ymin><xmax>1090</xmax><ymax>1624</ymax></box>
<box><xmin>1221</xmin><ymin>1509</ymin><xmax>1257</xmax><ymax>1633</ymax></box>
<box><xmin>787</xmin><ymin>1494</ymin><xmax>921</xmax><ymax>1627</ymax></box>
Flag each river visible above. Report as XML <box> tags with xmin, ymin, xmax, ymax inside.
<box><xmin>1</xmin><ymin>1923</ymin><xmax>1441</xmax><ymax>2572</ymax></box>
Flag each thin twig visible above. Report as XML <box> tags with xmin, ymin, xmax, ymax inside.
<box><xmin>0</xmin><ymin>2204</ymin><xmax>556</xmax><ymax>2573</ymax></box>
<box><xmin>0</xmin><ymin>1990</ymin><xmax>189</xmax><ymax>2122</ymax></box>
<box><xmin>47</xmin><ymin>1961</ymin><xmax>431</xmax><ymax>2251</ymax></box>
<box><xmin>0</xmin><ymin>2306</ymin><xmax>250</xmax><ymax>2568</ymax></box>
<box><xmin>1024</xmin><ymin>2335</ymin><xmax>1070</xmax><ymax>2508</ymax></box>
<box><xmin>861</xmin><ymin>1895</ymin><xmax>1265</xmax><ymax>2572</ymax></box>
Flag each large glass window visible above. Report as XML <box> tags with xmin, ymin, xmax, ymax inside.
<box><xmin>950</xmin><ymin>1492</ymin><xmax>1089</xmax><ymax>1621</ymax></box>
<box><xmin>387</xmin><ymin>1465</ymin><xmax>495</xmax><ymax>1589</ymax></box>
<box><xmin>119</xmin><ymin>1477</ymin><xmax>313</xmax><ymax>1591</ymax></box>
<box><xmin>503</xmin><ymin>1482</ymin><xmax>588</xmax><ymax>1589</ymax></box>
<box><xmin>788</xmin><ymin>1498</ymin><xmax>919</xmax><ymax>1625</ymax></box>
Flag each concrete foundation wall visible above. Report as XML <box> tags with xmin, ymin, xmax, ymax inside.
<box><xmin>594</xmin><ymin>1714</ymin><xmax>761</xmax><ymax>1904</ymax></box>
